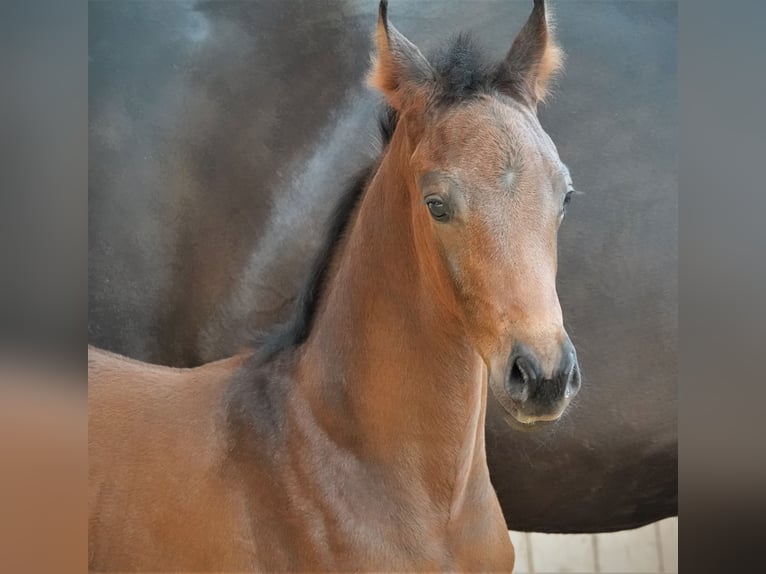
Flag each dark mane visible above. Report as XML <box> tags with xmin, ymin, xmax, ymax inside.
<box><xmin>254</xmin><ymin>34</ymin><xmax>508</xmax><ymax>363</ymax></box>
<box><xmin>253</xmin><ymin>106</ymin><xmax>398</xmax><ymax>362</ymax></box>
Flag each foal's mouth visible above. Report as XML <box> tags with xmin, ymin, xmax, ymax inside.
<box><xmin>502</xmin><ymin>403</ymin><xmax>567</xmax><ymax>433</ymax></box>
<box><xmin>503</xmin><ymin>410</ymin><xmax>560</xmax><ymax>433</ymax></box>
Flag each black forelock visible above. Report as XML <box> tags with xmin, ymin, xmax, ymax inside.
<box><xmin>431</xmin><ymin>33</ymin><xmax>501</xmax><ymax>105</ymax></box>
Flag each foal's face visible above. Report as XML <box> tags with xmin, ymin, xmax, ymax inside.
<box><xmin>414</xmin><ymin>98</ymin><xmax>580</xmax><ymax>425</ymax></box>
<box><xmin>371</xmin><ymin>0</ymin><xmax>580</xmax><ymax>425</ymax></box>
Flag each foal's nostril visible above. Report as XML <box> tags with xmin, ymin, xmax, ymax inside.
<box><xmin>510</xmin><ymin>361</ymin><xmax>524</xmax><ymax>384</ymax></box>
<box><xmin>563</xmin><ymin>368</ymin><xmax>574</xmax><ymax>398</ymax></box>
<box><xmin>562</xmin><ymin>350</ymin><xmax>581</xmax><ymax>399</ymax></box>
<box><xmin>507</xmin><ymin>356</ymin><xmax>533</xmax><ymax>403</ymax></box>
<box><xmin>567</xmin><ymin>361</ymin><xmax>582</xmax><ymax>395</ymax></box>
<box><xmin>514</xmin><ymin>357</ymin><xmax>531</xmax><ymax>384</ymax></box>
<box><xmin>505</xmin><ymin>343</ymin><xmax>580</xmax><ymax>409</ymax></box>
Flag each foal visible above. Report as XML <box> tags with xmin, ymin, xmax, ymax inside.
<box><xmin>89</xmin><ymin>1</ymin><xmax>575</xmax><ymax>571</ymax></box>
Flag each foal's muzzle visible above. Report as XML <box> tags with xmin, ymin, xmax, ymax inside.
<box><xmin>503</xmin><ymin>339</ymin><xmax>581</xmax><ymax>424</ymax></box>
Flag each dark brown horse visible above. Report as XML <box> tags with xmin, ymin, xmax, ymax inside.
<box><xmin>89</xmin><ymin>2</ymin><xmax>577</xmax><ymax>570</ymax></box>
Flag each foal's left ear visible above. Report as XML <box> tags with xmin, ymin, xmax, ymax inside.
<box><xmin>496</xmin><ymin>0</ymin><xmax>564</xmax><ymax>109</ymax></box>
<box><xmin>368</xmin><ymin>0</ymin><xmax>436</xmax><ymax>111</ymax></box>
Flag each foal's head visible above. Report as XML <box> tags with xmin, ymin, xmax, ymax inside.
<box><xmin>370</xmin><ymin>0</ymin><xmax>580</xmax><ymax>425</ymax></box>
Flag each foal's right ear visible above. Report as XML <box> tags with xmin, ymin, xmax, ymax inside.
<box><xmin>368</xmin><ymin>0</ymin><xmax>435</xmax><ymax>111</ymax></box>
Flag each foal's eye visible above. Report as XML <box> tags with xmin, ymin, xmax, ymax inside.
<box><xmin>425</xmin><ymin>196</ymin><xmax>449</xmax><ymax>221</ymax></box>
<box><xmin>562</xmin><ymin>188</ymin><xmax>577</xmax><ymax>214</ymax></box>
<box><xmin>563</xmin><ymin>189</ymin><xmax>575</xmax><ymax>207</ymax></box>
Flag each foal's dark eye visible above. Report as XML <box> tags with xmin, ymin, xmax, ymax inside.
<box><xmin>562</xmin><ymin>188</ymin><xmax>577</xmax><ymax>214</ymax></box>
<box><xmin>425</xmin><ymin>196</ymin><xmax>449</xmax><ymax>221</ymax></box>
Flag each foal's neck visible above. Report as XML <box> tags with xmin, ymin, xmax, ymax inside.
<box><xmin>295</xmin><ymin>125</ymin><xmax>489</xmax><ymax>511</ymax></box>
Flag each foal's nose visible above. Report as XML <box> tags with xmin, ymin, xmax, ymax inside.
<box><xmin>506</xmin><ymin>340</ymin><xmax>581</xmax><ymax>417</ymax></box>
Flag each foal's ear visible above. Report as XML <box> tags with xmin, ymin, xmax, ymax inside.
<box><xmin>496</xmin><ymin>0</ymin><xmax>564</xmax><ymax>109</ymax></box>
<box><xmin>368</xmin><ymin>0</ymin><xmax>435</xmax><ymax>111</ymax></box>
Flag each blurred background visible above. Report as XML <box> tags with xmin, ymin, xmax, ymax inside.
<box><xmin>3</xmin><ymin>1</ymin><xmax>681</xmax><ymax>573</ymax></box>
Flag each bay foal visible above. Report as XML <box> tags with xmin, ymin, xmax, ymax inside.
<box><xmin>89</xmin><ymin>1</ymin><xmax>576</xmax><ymax>570</ymax></box>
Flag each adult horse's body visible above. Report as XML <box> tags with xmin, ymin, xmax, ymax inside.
<box><xmin>89</xmin><ymin>3</ymin><xmax>572</xmax><ymax>569</ymax></box>
<box><xmin>88</xmin><ymin>1</ymin><xmax>677</xmax><ymax>532</ymax></box>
